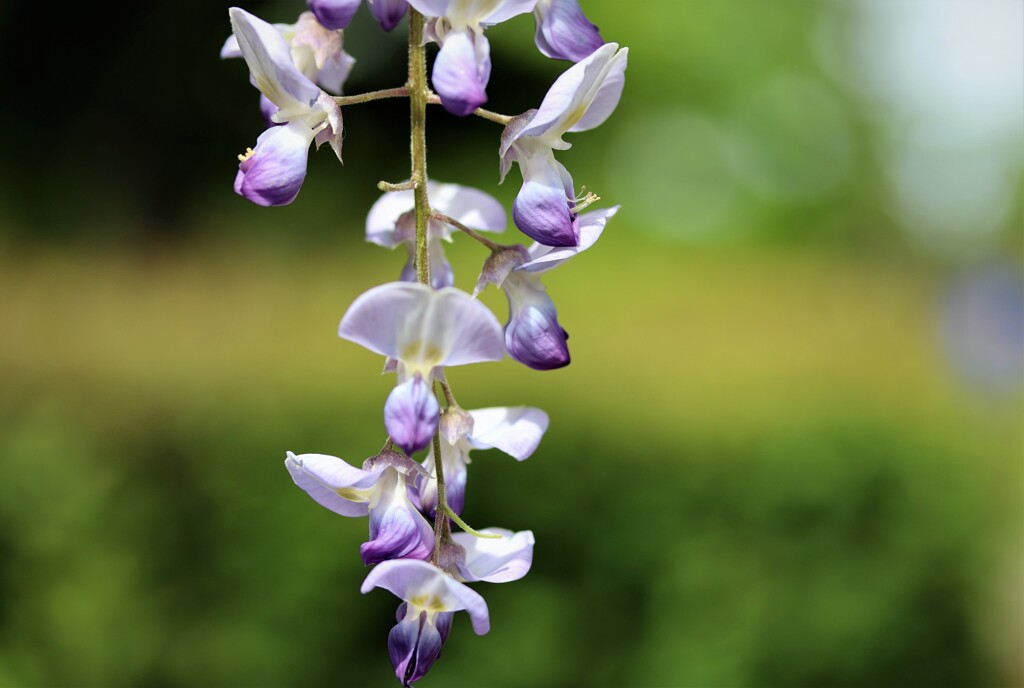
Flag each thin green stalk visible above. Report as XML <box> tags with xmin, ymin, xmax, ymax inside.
<box><xmin>408</xmin><ymin>10</ymin><xmax>431</xmax><ymax>287</ymax></box>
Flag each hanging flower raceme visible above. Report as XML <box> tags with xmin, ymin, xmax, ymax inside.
<box><xmin>362</xmin><ymin>529</ymin><xmax>534</xmax><ymax>686</ymax></box>
<box><xmin>500</xmin><ymin>42</ymin><xmax>627</xmax><ymax>246</ymax></box>
<box><xmin>227</xmin><ymin>7</ymin><xmax>344</xmax><ymax>206</ymax></box>
<box><xmin>366</xmin><ymin>182</ymin><xmax>506</xmax><ymax>289</ymax></box>
<box><xmin>285</xmin><ymin>450</ymin><xmax>435</xmax><ymax>564</ymax></box>
<box><xmin>338</xmin><ymin>282</ymin><xmax>506</xmax><ymax>453</ymax></box>
<box><xmin>476</xmin><ymin>206</ymin><xmax>617</xmax><ymax>369</ymax></box>
<box><xmin>533</xmin><ymin>0</ymin><xmax>603</xmax><ymax>62</ymax></box>
<box><xmin>406</xmin><ymin>0</ymin><xmax>538</xmax><ymax>116</ymax></box>
<box><xmin>418</xmin><ymin>405</ymin><xmax>548</xmax><ymax>516</ymax></box>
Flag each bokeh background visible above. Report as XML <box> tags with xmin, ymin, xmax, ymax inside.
<box><xmin>1</xmin><ymin>0</ymin><xmax>1022</xmax><ymax>686</ymax></box>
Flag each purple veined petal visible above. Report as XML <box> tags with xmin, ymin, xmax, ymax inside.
<box><xmin>384</xmin><ymin>375</ymin><xmax>440</xmax><ymax>455</ymax></box>
<box><xmin>284</xmin><ymin>451</ymin><xmax>385</xmax><ymax>516</ymax></box>
<box><xmin>519</xmin><ymin>205</ymin><xmax>618</xmax><ymax>273</ymax></box>
<box><xmin>453</xmin><ymin>529</ymin><xmax>535</xmax><ymax>583</ymax></box>
<box><xmin>370</xmin><ymin>0</ymin><xmax>409</xmax><ymax>31</ymax></box>
<box><xmin>481</xmin><ymin>0</ymin><xmax>538</xmax><ymax>24</ymax></box>
<box><xmin>430</xmin><ymin>183</ymin><xmax>507</xmax><ymax>232</ymax></box>
<box><xmin>259</xmin><ymin>94</ymin><xmax>280</xmax><ymax>127</ymax></box>
<box><xmin>518</xmin><ymin>42</ymin><xmax>620</xmax><ymax>146</ymax></box>
<box><xmin>389</xmin><ymin>609</ymin><xmax>446</xmax><ymax>687</ymax></box>
<box><xmin>432</xmin><ymin>29</ymin><xmax>491</xmax><ymax>116</ymax></box>
<box><xmin>338</xmin><ymin>282</ymin><xmax>505</xmax><ymax>375</ymax></box>
<box><xmin>467</xmin><ymin>406</ymin><xmax>549</xmax><ymax>459</ymax></box>
<box><xmin>307</xmin><ymin>0</ymin><xmax>361</xmax><ymax>30</ymax></box>
<box><xmin>404</xmin><ymin>0</ymin><xmax>450</xmax><ymax>18</ymax></box>
<box><xmin>503</xmin><ymin>273</ymin><xmax>570</xmax><ymax>370</ymax></box>
<box><xmin>512</xmin><ymin>148</ymin><xmax>578</xmax><ymax>247</ymax></box>
<box><xmin>234</xmin><ymin>121</ymin><xmax>315</xmax><ymax>207</ymax></box>
<box><xmin>291</xmin><ymin>11</ymin><xmax>345</xmax><ymax>74</ymax></box>
<box><xmin>362</xmin><ymin>468</ymin><xmax>434</xmax><ymax>564</ymax></box>
<box><xmin>533</xmin><ymin>0</ymin><xmax>603</xmax><ymax>62</ymax></box>
<box><xmin>361</xmin><ymin>559</ymin><xmax>491</xmax><ymax>635</ymax></box>
<box><xmin>229</xmin><ymin>8</ymin><xmax>322</xmax><ymax>114</ymax></box>
<box><xmin>568</xmin><ymin>47</ymin><xmax>627</xmax><ymax>132</ymax></box>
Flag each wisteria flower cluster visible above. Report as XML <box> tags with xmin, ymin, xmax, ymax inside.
<box><xmin>223</xmin><ymin>1</ymin><xmax>626</xmax><ymax>684</ymax></box>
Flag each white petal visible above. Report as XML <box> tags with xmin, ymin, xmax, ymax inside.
<box><xmin>568</xmin><ymin>48</ymin><xmax>627</xmax><ymax>133</ymax></box>
<box><xmin>431</xmin><ymin>182</ymin><xmax>507</xmax><ymax>232</ymax></box>
<box><xmin>518</xmin><ymin>205</ymin><xmax>618</xmax><ymax>273</ymax></box>
<box><xmin>467</xmin><ymin>406</ymin><xmax>548</xmax><ymax>460</ymax></box>
<box><xmin>229</xmin><ymin>7</ymin><xmax>322</xmax><ymax>114</ymax></box>
<box><xmin>519</xmin><ymin>42</ymin><xmax>620</xmax><ymax>147</ymax></box>
<box><xmin>366</xmin><ymin>189</ymin><xmax>417</xmax><ymax>246</ymax></box>
<box><xmin>360</xmin><ymin>559</ymin><xmax>491</xmax><ymax>634</ymax></box>
<box><xmin>454</xmin><ymin>529</ymin><xmax>535</xmax><ymax>583</ymax></box>
<box><xmin>284</xmin><ymin>451</ymin><xmax>382</xmax><ymax>517</ymax></box>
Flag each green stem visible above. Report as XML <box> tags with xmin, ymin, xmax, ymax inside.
<box><xmin>409</xmin><ymin>10</ymin><xmax>431</xmax><ymax>287</ymax></box>
<box><xmin>431</xmin><ymin>211</ymin><xmax>505</xmax><ymax>252</ymax></box>
<box><xmin>442</xmin><ymin>505</ymin><xmax>502</xmax><ymax>539</ymax></box>
<box><xmin>333</xmin><ymin>87</ymin><xmax>409</xmax><ymax>106</ymax></box>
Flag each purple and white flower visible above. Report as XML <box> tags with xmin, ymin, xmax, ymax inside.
<box><xmin>407</xmin><ymin>0</ymin><xmax>538</xmax><ymax>116</ymax></box>
<box><xmin>338</xmin><ymin>282</ymin><xmax>505</xmax><ymax>452</ymax></box>
<box><xmin>500</xmin><ymin>42</ymin><xmax>626</xmax><ymax>246</ymax></box>
<box><xmin>362</xmin><ymin>530</ymin><xmax>533</xmax><ymax>685</ymax></box>
<box><xmin>362</xmin><ymin>559</ymin><xmax>488</xmax><ymax>686</ymax></box>
<box><xmin>228</xmin><ymin>7</ymin><xmax>344</xmax><ymax>206</ymax></box>
<box><xmin>366</xmin><ymin>182</ymin><xmax>506</xmax><ymax>289</ymax></box>
<box><xmin>476</xmin><ymin>207</ymin><xmax>616</xmax><ymax>368</ymax></box>
<box><xmin>419</xmin><ymin>405</ymin><xmax>548</xmax><ymax>515</ymax></box>
<box><xmin>285</xmin><ymin>450</ymin><xmax>434</xmax><ymax>565</ymax></box>
<box><xmin>533</xmin><ymin>0</ymin><xmax>603</xmax><ymax>62</ymax></box>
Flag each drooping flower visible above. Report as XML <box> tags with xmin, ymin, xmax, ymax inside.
<box><xmin>418</xmin><ymin>405</ymin><xmax>548</xmax><ymax>516</ymax></box>
<box><xmin>533</xmin><ymin>0</ymin><xmax>603</xmax><ymax>62</ymax></box>
<box><xmin>338</xmin><ymin>282</ymin><xmax>505</xmax><ymax>452</ymax></box>
<box><xmin>500</xmin><ymin>42</ymin><xmax>627</xmax><ymax>246</ymax></box>
<box><xmin>362</xmin><ymin>530</ymin><xmax>534</xmax><ymax>685</ymax></box>
<box><xmin>366</xmin><ymin>181</ymin><xmax>506</xmax><ymax>289</ymax></box>
<box><xmin>406</xmin><ymin>0</ymin><xmax>538</xmax><ymax>116</ymax></box>
<box><xmin>284</xmin><ymin>450</ymin><xmax>434</xmax><ymax>565</ymax></box>
<box><xmin>476</xmin><ymin>207</ymin><xmax>616</xmax><ymax>368</ymax></box>
<box><xmin>362</xmin><ymin>559</ymin><xmax>488</xmax><ymax>686</ymax></box>
<box><xmin>228</xmin><ymin>7</ymin><xmax>344</xmax><ymax>206</ymax></box>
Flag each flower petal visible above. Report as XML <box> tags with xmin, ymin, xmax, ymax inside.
<box><xmin>533</xmin><ymin>0</ymin><xmax>603</xmax><ymax>62</ymax></box>
<box><xmin>307</xmin><ymin>0</ymin><xmax>361</xmax><ymax>30</ymax></box>
<box><xmin>430</xmin><ymin>183</ymin><xmax>506</xmax><ymax>232</ymax></box>
<box><xmin>503</xmin><ymin>274</ymin><xmax>570</xmax><ymax>370</ymax></box>
<box><xmin>370</xmin><ymin>0</ymin><xmax>409</xmax><ymax>31</ymax></box>
<box><xmin>338</xmin><ymin>282</ymin><xmax>505</xmax><ymax>373</ymax></box>
<box><xmin>284</xmin><ymin>451</ymin><xmax>383</xmax><ymax>516</ymax></box>
<box><xmin>389</xmin><ymin>610</ymin><xmax>446</xmax><ymax>687</ymax></box>
<box><xmin>432</xmin><ymin>29</ymin><xmax>490</xmax><ymax>116</ymax></box>
<box><xmin>454</xmin><ymin>529</ymin><xmax>535</xmax><ymax>583</ymax></box>
<box><xmin>234</xmin><ymin>121</ymin><xmax>314</xmax><ymax>207</ymax></box>
<box><xmin>512</xmin><ymin>150</ymin><xmax>579</xmax><ymax>247</ymax></box>
<box><xmin>229</xmin><ymin>7</ymin><xmax>322</xmax><ymax>113</ymax></box>
<box><xmin>362</xmin><ymin>469</ymin><xmax>434</xmax><ymax>564</ymax></box>
<box><xmin>361</xmin><ymin>559</ymin><xmax>491</xmax><ymax>635</ymax></box>
<box><xmin>467</xmin><ymin>406</ymin><xmax>548</xmax><ymax>459</ymax></box>
<box><xmin>405</xmin><ymin>0</ymin><xmax>450</xmax><ymax>17</ymax></box>
<box><xmin>482</xmin><ymin>0</ymin><xmax>538</xmax><ymax>24</ymax></box>
<box><xmin>384</xmin><ymin>375</ymin><xmax>440</xmax><ymax>455</ymax></box>
<box><xmin>568</xmin><ymin>47</ymin><xmax>627</xmax><ymax>133</ymax></box>
<box><xmin>518</xmin><ymin>42</ymin><xmax>621</xmax><ymax>145</ymax></box>
<box><xmin>518</xmin><ymin>205</ymin><xmax>618</xmax><ymax>273</ymax></box>
<box><xmin>259</xmin><ymin>94</ymin><xmax>279</xmax><ymax>127</ymax></box>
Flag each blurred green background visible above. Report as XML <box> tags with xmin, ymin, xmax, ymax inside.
<box><xmin>0</xmin><ymin>0</ymin><xmax>1021</xmax><ymax>686</ymax></box>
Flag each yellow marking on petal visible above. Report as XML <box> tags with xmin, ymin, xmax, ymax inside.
<box><xmin>237</xmin><ymin>148</ymin><xmax>255</xmax><ymax>163</ymax></box>
<box><xmin>401</xmin><ymin>342</ymin><xmax>443</xmax><ymax>369</ymax></box>
<box><xmin>564</xmin><ymin>103</ymin><xmax>588</xmax><ymax>130</ymax></box>
<box><xmin>336</xmin><ymin>486</ymin><xmax>372</xmax><ymax>502</ymax></box>
<box><xmin>410</xmin><ymin>594</ymin><xmax>447</xmax><ymax>613</ymax></box>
